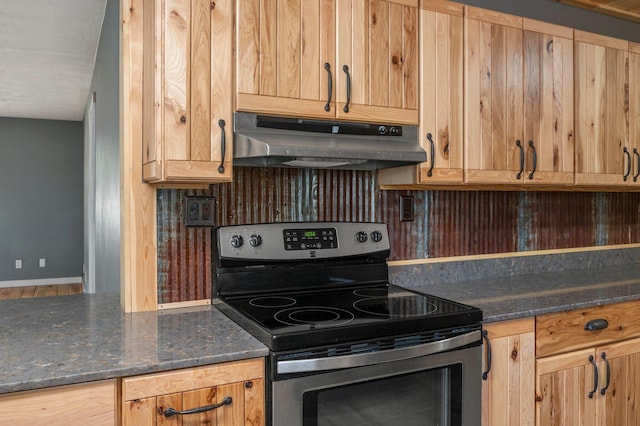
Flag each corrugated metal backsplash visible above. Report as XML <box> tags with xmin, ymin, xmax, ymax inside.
<box><xmin>157</xmin><ymin>168</ymin><xmax>640</xmax><ymax>303</ymax></box>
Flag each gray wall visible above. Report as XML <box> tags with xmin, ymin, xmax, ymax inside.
<box><xmin>0</xmin><ymin>118</ymin><xmax>83</xmax><ymax>281</ymax></box>
<box><xmin>86</xmin><ymin>0</ymin><xmax>120</xmax><ymax>293</ymax></box>
<box><xmin>458</xmin><ymin>0</ymin><xmax>640</xmax><ymax>43</ymax></box>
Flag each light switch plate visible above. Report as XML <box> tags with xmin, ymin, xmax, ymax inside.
<box><xmin>399</xmin><ymin>195</ymin><xmax>414</xmax><ymax>222</ymax></box>
<box><xmin>184</xmin><ymin>196</ymin><xmax>216</xmax><ymax>227</ymax></box>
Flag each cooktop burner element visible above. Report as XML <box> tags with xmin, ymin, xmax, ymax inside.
<box><xmin>274</xmin><ymin>306</ymin><xmax>355</xmax><ymax>328</ymax></box>
<box><xmin>249</xmin><ymin>296</ymin><xmax>297</xmax><ymax>308</ymax></box>
<box><xmin>213</xmin><ymin>222</ymin><xmax>482</xmax><ymax>352</ymax></box>
<box><xmin>352</xmin><ymin>294</ymin><xmax>439</xmax><ymax>318</ymax></box>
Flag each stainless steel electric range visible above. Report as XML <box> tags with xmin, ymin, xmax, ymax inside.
<box><xmin>213</xmin><ymin>222</ymin><xmax>483</xmax><ymax>426</ymax></box>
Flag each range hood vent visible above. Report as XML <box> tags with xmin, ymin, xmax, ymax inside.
<box><xmin>233</xmin><ymin>112</ymin><xmax>426</xmax><ymax>170</ymax></box>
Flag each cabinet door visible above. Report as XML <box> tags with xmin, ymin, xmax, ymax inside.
<box><xmin>629</xmin><ymin>43</ymin><xmax>640</xmax><ymax>185</ymax></box>
<box><xmin>522</xmin><ymin>20</ymin><xmax>574</xmax><ymax>186</ymax></box>
<box><xmin>336</xmin><ymin>0</ymin><xmax>419</xmax><ymax>124</ymax></box>
<box><xmin>236</xmin><ymin>0</ymin><xmax>336</xmax><ymax>119</ymax></box>
<box><xmin>419</xmin><ymin>0</ymin><xmax>464</xmax><ymax>183</ymax></box>
<box><xmin>536</xmin><ymin>348</ymin><xmax>599</xmax><ymax>426</ymax></box>
<box><xmin>377</xmin><ymin>0</ymin><xmax>462</xmax><ymax>187</ymax></box>
<box><xmin>574</xmin><ymin>31</ymin><xmax>629</xmax><ymax>186</ymax></box>
<box><xmin>482</xmin><ymin>319</ymin><xmax>535</xmax><ymax>426</ymax></box>
<box><xmin>464</xmin><ymin>7</ymin><xmax>524</xmax><ymax>184</ymax></box>
<box><xmin>597</xmin><ymin>338</ymin><xmax>640</xmax><ymax>425</ymax></box>
<box><xmin>143</xmin><ymin>0</ymin><xmax>233</xmax><ymax>184</ymax></box>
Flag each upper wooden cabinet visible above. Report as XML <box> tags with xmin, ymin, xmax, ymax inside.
<box><xmin>236</xmin><ymin>0</ymin><xmax>419</xmax><ymax>125</ymax></box>
<box><xmin>574</xmin><ymin>31</ymin><xmax>634</xmax><ymax>186</ymax></box>
<box><xmin>379</xmin><ymin>0</ymin><xmax>463</xmax><ymax>187</ymax></box>
<box><xmin>628</xmin><ymin>42</ymin><xmax>640</xmax><ymax>184</ymax></box>
<box><xmin>523</xmin><ymin>20</ymin><xmax>575</xmax><ymax>185</ymax></box>
<box><xmin>464</xmin><ymin>8</ymin><xmax>574</xmax><ymax>186</ymax></box>
<box><xmin>418</xmin><ymin>0</ymin><xmax>464</xmax><ymax>184</ymax></box>
<box><xmin>142</xmin><ymin>0</ymin><xmax>233</xmax><ymax>185</ymax></box>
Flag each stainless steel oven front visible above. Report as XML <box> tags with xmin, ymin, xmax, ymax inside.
<box><xmin>270</xmin><ymin>329</ymin><xmax>481</xmax><ymax>426</ymax></box>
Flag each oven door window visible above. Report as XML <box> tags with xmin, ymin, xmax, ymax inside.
<box><xmin>302</xmin><ymin>365</ymin><xmax>462</xmax><ymax>426</ymax></box>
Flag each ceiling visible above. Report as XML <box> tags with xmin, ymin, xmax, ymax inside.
<box><xmin>0</xmin><ymin>0</ymin><xmax>107</xmax><ymax>121</ymax></box>
<box><xmin>557</xmin><ymin>0</ymin><xmax>640</xmax><ymax>23</ymax></box>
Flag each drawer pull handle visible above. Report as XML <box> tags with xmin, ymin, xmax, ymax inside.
<box><xmin>162</xmin><ymin>396</ymin><xmax>232</xmax><ymax>418</ymax></box>
<box><xmin>528</xmin><ymin>140</ymin><xmax>537</xmax><ymax>180</ymax></box>
<box><xmin>584</xmin><ymin>319</ymin><xmax>609</xmax><ymax>331</ymax></box>
<box><xmin>600</xmin><ymin>352</ymin><xmax>611</xmax><ymax>395</ymax></box>
<box><xmin>624</xmin><ymin>147</ymin><xmax>632</xmax><ymax>181</ymax></box>
<box><xmin>516</xmin><ymin>140</ymin><xmax>524</xmax><ymax>180</ymax></box>
<box><xmin>218</xmin><ymin>119</ymin><xmax>226</xmax><ymax>174</ymax></box>
<box><xmin>343</xmin><ymin>65</ymin><xmax>351</xmax><ymax>113</ymax></box>
<box><xmin>426</xmin><ymin>133</ymin><xmax>435</xmax><ymax>178</ymax></box>
<box><xmin>588</xmin><ymin>355</ymin><xmax>598</xmax><ymax>399</ymax></box>
<box><xmin>324</xmin><ymin>63</ymin><xmax>333</xmax><ymax>112</ymax></box>
<box><xmin>481</xmin><ymin>330</ymin><xmax>491</xmax><ymax>380</ymax></box>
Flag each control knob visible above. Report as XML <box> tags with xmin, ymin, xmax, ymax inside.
<box><xmin>356</xmin><ymin>231</ymin><xmax>368</xmax><ymax>243</ymax></box>
<box><xmin>249</xmin><ymin>234</ymin><xmax>263</xmax><ymax>247</ymax></box>
<box><xmin>229</xmin><ymin>234</ymin><xmax>244</xmax><ymax>248</ymax></box>
<box><xmin>370</xmin><ymin>230</ymin><xmax>383</xmax><ymax>243</ymax></box>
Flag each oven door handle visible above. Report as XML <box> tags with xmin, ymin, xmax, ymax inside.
<box><xmin>277</xmin><ymin>330</ymin><xmax>481</xmax><ymax>374</ymax></box>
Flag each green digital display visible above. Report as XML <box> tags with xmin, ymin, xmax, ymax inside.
<box><xmin>304</xmin><ymin>231</ymin><xmax>317</xmax><ymax>237</ymax></box>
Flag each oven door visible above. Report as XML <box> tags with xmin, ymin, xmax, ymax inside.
<box><xmin>271</xmin><ymin>333</ymin><xmax>481</xmax><ymax>426</ymax></box>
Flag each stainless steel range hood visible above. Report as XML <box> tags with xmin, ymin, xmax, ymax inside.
<box><xmin>233</xmin><ymin>112</ymin><xmax>426</xmax><ymax>170</ymax></box>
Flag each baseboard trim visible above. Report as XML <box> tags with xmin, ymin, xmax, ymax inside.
<box><xmin>0</xmin><ymin>277</ymin><xmax>83</xmax><ymax>289</ymax></box>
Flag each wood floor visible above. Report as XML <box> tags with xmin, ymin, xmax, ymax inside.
<box><xmin>0</xmin><ymin>283</ymin><xmax>83</xmax><ymax>300</ymax></box>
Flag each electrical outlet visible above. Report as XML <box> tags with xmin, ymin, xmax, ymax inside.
<box><xmin>15</xmin><ymin>259</ymin><xmax>22</xmax><ymax>269</ymax></box>
<box><xmin>39</xmin><ymin>258</ymin><xmax>46</xmax><ymax>268</ymax></box>
<box><xmin>184</xmin><ymin>196</ymin><xmax>216</xmax><ymax>227</ymax></box>
<box><xmin>399</xmin><ymin>195</ymin><xmax>414</xmax><ymax>222</ymax></box>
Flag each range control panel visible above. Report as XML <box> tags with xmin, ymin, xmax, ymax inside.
<box><xmin>217</xmin><ymin>222</ymin><xmax>389</xmax><ymax>261</ymax></box>
<box><xmin>284</xmin><ymin>228</ymin><xmax>337</xmax><ymax>251</ymax></box>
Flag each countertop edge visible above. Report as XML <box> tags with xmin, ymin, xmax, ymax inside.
<box><xmin>0</xmin><ymin>349</ymin><xmax>269</xmax><ymax>395</ymax></box>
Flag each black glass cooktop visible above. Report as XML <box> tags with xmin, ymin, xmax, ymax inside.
<box><xmin>218</xmin><ymin>284</ymin><xmax>482</xmax><ymax>352</ymax></box>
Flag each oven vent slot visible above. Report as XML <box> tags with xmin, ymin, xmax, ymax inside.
<box><xmin>277</xmin><ymin>324</ymin><xmax>481</xmax><ymax>363</ymax></box>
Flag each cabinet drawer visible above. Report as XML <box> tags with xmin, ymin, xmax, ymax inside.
<box><xmin>0</xmin><ymin>380</ymin><xmax>116</xmax><ymax>426</ymax></box>
<box><xmin>536</xmin><ymin>300</ymin><xmax>640</xmax><ymax>358</ymax></box>
<box><xmin>122</xmin><ymin>358</ymin><xmax>264</xmax><ymax>401</ymax></box>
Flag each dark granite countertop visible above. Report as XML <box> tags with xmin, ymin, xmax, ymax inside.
<box><xmin>3</xmin><ymin>248</ymin><xmax>640</xmax><ymax>395</ymax></box>
<box><xmin>393</xmin><ymin>263</ymin><xmax>640</xmax><ymax>323</ymax></box>
<box><xmin>0</xmin><ymin>293</ymin><xmax>268</xmax><ymax>395</ymax></box>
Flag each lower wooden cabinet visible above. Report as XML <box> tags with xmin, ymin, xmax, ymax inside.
<box><xmin>122</xmin><ymin>358</ymin><xmax>265</xmax><ymax>426</ymax></box>
<box><xmin>0</xmin><ymin>380</ymin><xmax>117</xmax><ymax>425</ymax></box>
<box><xmin>535</xmin><ymin>301</ymin><xmax>640</xmax><ymax>425</ymax></box>
<box><xmin>481</xmin><ymin>318</ymin><xmax>535</xmax><ymax>426</ymax></box>
<box><xmin>536</xmin><ymin>338</ymin><xmax>640</xmax><ymax>425</ymax></box>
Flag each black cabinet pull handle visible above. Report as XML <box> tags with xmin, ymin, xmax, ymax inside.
<box><xmin>426</xmin><ymin>133</ymin><xmax>435</xmax><ymax>178</ymax></box>
<box><xmin>218</xmin><ymin>119</ymin><xmax>226</xmax><ymax>174</ymax></box>
<box><xmin>343</xmin><ymin>65</ymin><xmax>351</xmax><ymax>113</ymax></box>
<box><xmin>162</xmin><ymin>396</ymin><xmax>232</xmax><ymax>418</ymax></box>
<box><xmin>600</xmin><ymin>352</ymin><xmax>611</xmax><ymax>395</ymax></box>
<box><xmin>633</xmin><ymin>148</ymin><xmax>640</xmax><ymax>182</ymax></box>
<box><xmin>584</xmin><ymin>318</ymin><xmax>608</xmax><ymax>331</ymax></box>
<box><xmin>516</xmin><ymin>140</ymin><xmax>524</xmax><ymax>180</ymax></box>
<box><xmin>481</xmin><ymin>330</ymin><xmax>492</xmax><ymax>380</ymax></box>
<box><xmin>528</xmin><ymin>140</ymin><xmax>537</xmax><ymax>180</ymax></box>
<box><xmin>588</xmin><ymin>355</ymin><xmax>598</xmax><ymax>399</ymax></box>
<box><xmin>324</xmin><ymin>63</ymin><xmax>332</xmax><ymax>112</ymax></box>
<box><xmin>623</xmin><ymin>147</ymin><xmax>631</xmax><ymax>181</ymax></box>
